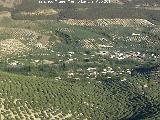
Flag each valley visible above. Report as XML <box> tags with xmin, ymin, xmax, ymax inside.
<box><xmin>0</xmin><ymin>0</ymin><xmax>160</xmax><ymax>120</ymax></box>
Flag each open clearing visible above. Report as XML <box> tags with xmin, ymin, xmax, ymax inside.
<box><xmin>0</xmin><ymin>39</ymin><xmax>30</xmax><ymax>58</ymax></box>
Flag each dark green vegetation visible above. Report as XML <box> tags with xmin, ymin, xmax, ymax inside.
<box><xmin>120</xmin><ymin>0</ymin><xmax>160</xmax><ymax>6</ymax></box>
<box><xmin>0</xmin><ymin>70</ymin><xmax>160</xmax><ymax>120</ymax></box>
<box><xmin>0</xmin><ymin>33</ymin><xmax>10</xmax><ymax>40</ymax></box>
<box><xmin>9</xmin><ymin>0</ymin><xmax>160</xmax><ymax>24</ymax></box>
<box><xmin>0</xmin><ymin>0</ymin><xmax>160</xmax><ymax>119</ymax></box>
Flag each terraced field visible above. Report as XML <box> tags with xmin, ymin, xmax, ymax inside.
<box><xmin>62</xmin><ymin>18</ymin><xmax>155</xmax><ymax>27</ymax></box>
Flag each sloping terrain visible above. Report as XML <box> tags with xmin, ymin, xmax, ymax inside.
<box><xmin>0</xmin><ymin>0</ymin><xmax>160</xmax><ymax>120</ymax></box>
<box><xmin>62</xmin><ymin>18</ymin><xmax>155</xmax><ymax>27</ymax></box>
<box><xmin>0</xmin><ymin>39</ymin><xmax>30</xmax><ymax>58</ymax></box>
<box><xmin>0</xmin><ymin>71</ymin><xmax>159</xmax><ymax>120</ymax></box>
<box><xmin>120</xmin><ymin>0</ymin><xmax>160</xmax><ymax>6</ymax></box>
<box><xmin>0</xmin><ymin>15</ymin><xmax>160</xmax><ymax>119</ymax></box>
<box><xmin>0</xmin><ymin>0</ymin><xmax>22</xmax><ymax>8</ymax></box>
<box><xmin>9</xmin><ymin>1</ymin><xmax>160</xmax><ymax>25</ymax></box>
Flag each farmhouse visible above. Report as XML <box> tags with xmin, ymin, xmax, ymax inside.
<box><xmin>132</xmin><ymin>33</ymin><xmax>141</xmax><ymax>36</ymax></box>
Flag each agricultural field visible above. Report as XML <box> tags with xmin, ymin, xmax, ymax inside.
<box><xmin>0</xmin><ymin>0</ymin><xmax>160</xmax><ymax>120</ymax></box>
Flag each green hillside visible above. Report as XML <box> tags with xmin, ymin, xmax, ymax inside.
<box><xmin>0</xmin><ymin>0</ymin><xmax>160</xmax><ymax>120</ymax></box>
<box><xmin>8</xmin><ymin>0</ymin><xmax>160</xmax><ymax>23</ymax></box>
<box><xmin>0</xmin><ymin>71</ymin><xmax>160</xmax><ymax>120</ymax></box>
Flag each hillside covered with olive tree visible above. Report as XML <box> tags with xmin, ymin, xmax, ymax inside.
<box><xmin>0</xmin><ymin>0</ymin><xmax>160</xmax><ymax>120</ymax></box>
